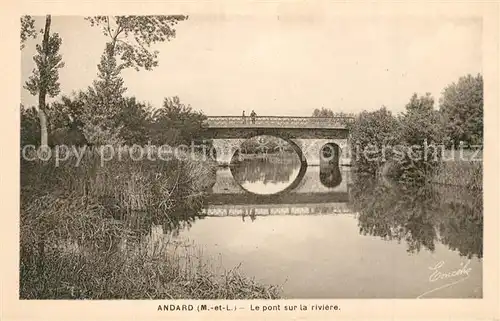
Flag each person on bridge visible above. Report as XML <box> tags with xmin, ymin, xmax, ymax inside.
<box><xmin>250</xmin><ymin>110</ymin><xmax>257</xmax><ymax>124</ymax></box>
<box><xmin>242</xmin><ymin>110</ymin><xmax>246</xmax><ymax>124</ymax></box>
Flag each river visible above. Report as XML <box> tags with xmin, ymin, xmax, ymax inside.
<box><xmin>162</xmin><ymin>153</ymin><xmax>483</xmax><ymax>299</ymax></box>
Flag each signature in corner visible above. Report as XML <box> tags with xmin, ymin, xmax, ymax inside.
<box><xmin>428</xmin><ymin>260</ymin><xmax>472</xmax><ymax>282</ymax></box>
<box><xmin>417</xmin><ymin>260</ymin><xmax>472</xmax><ymax>299</ymax></box>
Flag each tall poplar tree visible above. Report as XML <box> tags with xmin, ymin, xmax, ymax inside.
<box><xmin>24</xmin><ymin>15</ymin><xmax>65</xmax><ymax>147</ymax></box>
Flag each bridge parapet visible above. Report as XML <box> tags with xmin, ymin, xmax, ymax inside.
<box><xmin>204</xmin><ymin>116</ymin><xmax>354</xmax><ymax>129</ymax></box>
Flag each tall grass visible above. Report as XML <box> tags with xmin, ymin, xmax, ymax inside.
<box><xmin>432</xmin><ymin>160</ymin><xmax>482</xmax><ymax>191</ymax></box>
<box><xmin>20</xmin><ymin>231</ymin><xmax>281</xmax><ymax>299</ymax></box>
<box><xmin>20</xmin><ymin>147</ymin><xmax>281</xmax><ymax>299</ymax></box>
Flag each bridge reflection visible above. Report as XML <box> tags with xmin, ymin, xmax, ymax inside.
<box><xmin>203</xmin><ymin>165</ymin><xmax>352</xmax><ymax>217</ymax></box>
<box><xmin>210</xmin><ymin>166</ymin><xmax>350</xmax><ymax>194</ymax></box>
<box><xmin>202</xmin><ymin>203</ymin><xmax>353</xmax><ymax>217</ymax></box>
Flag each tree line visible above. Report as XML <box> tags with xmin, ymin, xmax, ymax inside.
<box><xmin>313</xmin><ymin>73</ymin><xmax>483</xmax><ymax>150</ymax></box>
<box><xmin>347</xmin><ymin>73</ymin><xmax>483</xmax><ymax>181</ymax></box>
<box><xmin>21</xmin><ymin>15</ymin><xmax>207</xmax><ymax>149</ymax></box>
<box><xmin>21</xmin><ymin>16</ymin><xmax>482</xmax><ymax>161</ymax></box>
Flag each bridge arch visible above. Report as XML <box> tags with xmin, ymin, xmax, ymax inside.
<box><xmin>213</xmin><ymin>134</ymin><xmax>310</xmax><ymax>196</ymax></box>
<box><xmin>211</xmin><ymin>134</ymin><xmax>309</xmax><ymax>167</ymax></box>
<box><xmin>204</xmin><ymin>116</ymin><xmax>352</xmax><ymax>166</ymax></box>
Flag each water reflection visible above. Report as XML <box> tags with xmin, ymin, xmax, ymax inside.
<box><xmin>319</xmin><ymin>164</ymin><xmax>342</xmax><ymax>188</ymax></box>
<box><xmin>349</xmin><ymin>174</ymin><xmax>483</xmax><ymax>259</ymax></box>
<box><xmin>241</xmin><ymin>208</ymin><xmax>257</xmax><ymax>222</ymax></box>
<box><xmin>159</xmin><ymin>163</ymin><xmax>483</xmax><ymax>298</ymax></box>
<box><xmin>437</xmin><ymin>195</ymin><xmax>483</xmax><ymax>259</ymax></box>
<box><xmin>230</xmin><ymin>153</ymin><xmax>302</xmax><ymax>194</ymax></box>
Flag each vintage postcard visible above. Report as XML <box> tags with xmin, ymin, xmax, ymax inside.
<box><xmin>1</xmin><ymin>1</ymin><xmax>499</xmax><ymax>320</ymax></box>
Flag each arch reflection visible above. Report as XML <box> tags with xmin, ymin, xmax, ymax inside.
<box><xmin>230</xmin><ymin>157</ymin><xmax>308</xmax><ymax>195</ymax></box>
<box><xmin>318</xmin><ymin>142</ymin><xmax>342</xmax><ymax>189</ymax></box>
<box><xmin>230</xmin><ymin>135</ymin><xmax>307</xmax><ymax>195</ymax></box>
<box><xmin>319</xmin><ymin>164</ymin><xmax>342</xmax><ymax>189</ymax></box>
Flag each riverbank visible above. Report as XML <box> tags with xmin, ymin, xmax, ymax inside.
<box><xmin>432</xmin><ymin>147</ymin><xmax>482</xmax><ymax>190</ymax></box>
<box><xmin>381</xmin><ymin>159</ymin><xmax>482</xmax><ymax>190</ymax></box>
<box><xmin>432</xmin><ymin>160</ymin><xmax>482</xmax><ymax>190</ymax></box>
<box><xmin>20</xmin><ymin>147</ymin><xmax>281</xmax><ymax>299</ymax></box>
<box><xmin>376</xmin><ymin>151</ymin><xmax>482</xmax><ymax>190</ymax></box>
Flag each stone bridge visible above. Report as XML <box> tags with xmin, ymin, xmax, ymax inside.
<box><xmin>203</xmin><ymin>116</ymin><xmax>353</xmax><ymax>166</ymax></box>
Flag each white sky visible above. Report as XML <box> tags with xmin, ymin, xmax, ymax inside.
<box><xmin>21</xmin><ymin>15</ymin><xmax>482</xmax><ymax>116</ymax></box>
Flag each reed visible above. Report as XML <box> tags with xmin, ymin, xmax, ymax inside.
<box><xmin>20</xmin><ymin>235</ymin><xmax>282</xmax><ymax>299</ymax></box>
<box><xmin>432</xmin><ymin>160</ymin><xmax>482</xmax><ymax>191</ymax></box>
<box><xmin>21</xmin><ymin>147</ymin><xmax>216</xmax><ymax>231</ymax></box>
<box><xmin>20</xmin><ymin>147</ymin><xmax>279</xmax><ymax>299</ymax></box>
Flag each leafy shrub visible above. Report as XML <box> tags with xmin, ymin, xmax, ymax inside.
<box><xmin>349</xmin><ymin>107</ymin><xmax>399</xmax><ymax>175</ymax></box>
<box><xmin>149</xmin><ymin>96</ymin><xmax>207</xmax><ymax>146</ymax></box>
<box><xmin>350</xmin><ymin>94</ymin><xmax>449</xmax><ymax>184</ymax></box>
<box><xmin>440</xmin><ymin>74</ymin><xmax>483</xmax><ymax>147</ymax></box>
<box><xmin>21</xmin><ymin>105</ymin><xmax>41</xmax><ymax>147</ymax></box>
<box><xmin>396</xmin><ymin>93</ymin><xmax>444</xmax><ymax>183</ymax></box>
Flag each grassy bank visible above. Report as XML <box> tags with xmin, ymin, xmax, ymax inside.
<box><xmin>432</xmin><ymin>160</ymin><xmax>482</xmax><ymax>191</ymax></box>
<box><xmin>20</xmin><ymin>229</ymin><xmax>281</xmax><ymax>299</ymax></box>
<box><xmin>20</xmin><ymin>147</ymin><xmax>281</xmax><ymax>299</ymax></box>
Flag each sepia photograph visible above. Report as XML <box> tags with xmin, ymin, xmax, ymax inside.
<box><xmin>18</xmin><ymin>13</ymin><xmax>486</xmax><ymax>300</ymax></box>
<box><xmin>3</xmin><ymin>1</ymin><xmax>499</xmax><ymax>320</ymax></box>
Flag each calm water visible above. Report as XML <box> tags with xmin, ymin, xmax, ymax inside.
<box><xmin>171</xmin><ymin>155</ymin><xmax>483</xmax><ymax>298</ymax></box>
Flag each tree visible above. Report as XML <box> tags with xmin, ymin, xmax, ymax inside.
<box><xmin>115</xmin><ymin>97</ymin><xmax>153</xmax><ymax>145</ymax></box>
<box><xmin>47</xmin><ymin>95</ymin><xmax>86</xmax><ymax>131</ymax></box>
<box><xmin>20</xmin><ymin>104</ymin><xmax>41</xmax><ymax>147</ymax></box>
<box><xmin>312</xmin><ymin>107</ymin><xmax>335</xmax><ymax>117</ymax></box>
<box><xmin>24</xmin><ymin>15</ymin><xmax>65</xmax><ymax>147</ymax></box>
<box><xmin>312</xmin><ymin>107</ymin><xmax>354</xmax><ymax>118</ymax></box>
<box><xmin>20</xmin><ymin>15</ymin><xmax>37</xmax><ymax>50</ymax></box>
<box><xmin>439</xmin><ymin>74</ymin><xmax>483</xmax><ymax>147</ymax></box>
<box><xmin>399</xmin><ymin>93</ymin><xmax>442</xmax><ymax>146</ymax></box>
<box><xmin>81</xmin><ymin>15</ymin><xmax>188</xmax><ymax>144</ymax></box>
<box><xmin>85</xmin><ymin>15</ymin><xmax>188</xmax><ymax>71</ymax></box>
<box><xmin>397</xmin><ymin>93</ymin><xmax>443</xmax><ymax>183</ymax></box>
<box><xmin>79</xmin><ymin>44</ymin><xmax>128</xmax><ymax>145</ymax></box>
<box><xmin>150</xmin><ymin>96</ymin><xmax>206</xmax><ymax>146</ymax></box>
<box><xmin>349</xmin><ymin>107</ymin><xmax>399</xmax><ymax>175</ymax></box>
<box><xmin>312</xmin><ymin>107</ymin><xmax>355</xmax><ymax>128</ymax></box>
<box><xmin>47</xmin><ymin>96</ymin><xmax>88</xmax><ymax>147</ymax></box>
